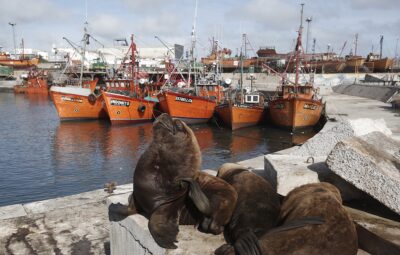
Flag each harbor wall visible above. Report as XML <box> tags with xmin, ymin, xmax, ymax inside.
<box><xmin>332</xmin><ymin>84</ymin><xmax>399</xmax><ymax>103</ymax></box>
<box><xmin>221</xmin><ymin>72</ymin><xmax>400</xmax><ymax>92</ymax></box>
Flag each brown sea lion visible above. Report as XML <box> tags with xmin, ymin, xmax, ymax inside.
<box><xmin>219</xmin><ymin>182</ymin><xmax>358</xmax><ymax>255</ymax></box>
<box><xmin>214</xmin><ymin>163</ymin><xmax>281</xmax><ymax>255</ymax></box>
<box><xmin>109</xmin><ymin>113</ymin><xmax>211</xmax><ymax>249</ymax></box>
<box><xmin>179</xmin><ymin>171</ymin><xmax>238</xmax><ymax>235</ymax></box>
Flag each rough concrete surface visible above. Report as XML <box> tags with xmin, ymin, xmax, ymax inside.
<box><xmin>108</xmin><ymin>194</ymin><xmax>226</xmax><ymax>255</ymax></box>
<box><xmin>327</xmin><ymin>132</ymin><xmax>400</xmax><ymax>215</ymax></box>
<box><xmin>333</xmin><ymin>84</ymin><xmax>399</xmax><ymax>103</ymax></box>
<box><xmin>0</xmin><ymin>184</ymin><xmax>132</xmax><ymax>255</ymax></box>
<box><xmin>324</xmin><ymin>93</ymin><xmax>400</xmax><ymax>140</ymax></box>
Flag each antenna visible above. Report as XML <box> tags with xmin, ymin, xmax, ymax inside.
<box><xmin>85</xmin><ymin>0</ymin><xmax>88</xmax><ymax>22</ymax></box>
<box><xmin>294</xmin><ymin>3</ymin><xmax>304</xmax><ymax>86</ymax></box>
<box><xmin>305</xmin><ymin>17</ymin><xmax>312</xmax><ymax>54</ymax></box>
<box><xmin>190</xmin><ymin>0</ymin><xmax>198</xmax><ymax>91</ymax></box>
<box><xmin>8</xmin><ymin>22</ymin><xmax>17</xmax><ymax>56</ymax></box>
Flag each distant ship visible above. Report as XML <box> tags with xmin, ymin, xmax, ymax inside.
<box><xmin>365</xmin><ymin>53</ymin><xmax>394</xmax><ymax>72</ymax></box>
<box><xmin>0</xmin><ymin>52</ymin><xmax>39</xmax><ymax>69</ymax></box>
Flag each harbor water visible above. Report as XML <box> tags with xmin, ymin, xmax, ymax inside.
<box><xmin>0</xmin><ymin>93</ymin><xmax>314</xmax><ymax>207</ymax></box>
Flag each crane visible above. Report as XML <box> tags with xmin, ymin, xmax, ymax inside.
<box><xmin>339</xmin><ymin>41</ymin><xmax>347</xmax><ymax>58</ymax></box>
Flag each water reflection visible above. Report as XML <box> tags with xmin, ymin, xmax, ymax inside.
<box><xmin>0</xmin><ymin>92</ymin><xmax>310</xmax><ymax>206</ymax></box>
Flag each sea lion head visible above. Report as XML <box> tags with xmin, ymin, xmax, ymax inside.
<box><xmin>153</xmin><ymin>114</ymin><xmax>195</xmax><ymax>142</ymax></box>
<box><xmin>152</xmin><ymin>113</ymin><xmax>201</xmax><ymax>168</ymax></box>
<box><xmin>217</xmin><ymin>163</ymin><xmax>248</xmax><ymax>179</ymax></box>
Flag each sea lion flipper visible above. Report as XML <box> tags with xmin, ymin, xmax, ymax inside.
<box><xmin>215</xmin><ymin>244</ymin><xmax>235</xmax><ymax>255</ymax></box>
<box><xmin>149</xmin><ymin>203</ymin><xmax>180</xmax><ymax>249</ymax></box>
<box><xmin>233</xmin><ymin>231</ymin><xmax>261</xmax><ymax>255</ymax></box>
<box><xmin>356</xmin><ymin>222</ymin><xmax>400</xmax><ymax>255</ymax></box>
<box><xmin>178</xmin><ymin>177</ymin><xmax>212</xmax><ymax>216</ymax></box>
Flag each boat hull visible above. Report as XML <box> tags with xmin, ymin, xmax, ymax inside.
<box><xmin>26</xmin><ymin>77</ymin><xmax>49</xmax><ymax>95</ymax></box>
<box><xmin>0</xmin><ymin>58</ymin><xmax>39</xmax><ymax>69</ymax></box>
<box><xmin>50</xmin><ymin>87</ymin><xmax>107</xmax><ymax>120</ymax></box>
<box><xmin>269</xmin><ymin>97</ymin><xmax>323</xmax><ymax>131</ymax></box>
<box><xmin>216</xmin><ymin>103</ymin><xmax>264</xmax><ymax>130</ymax></box>
<box><xmin>103</xmin><ymin>92</ymin><xmax>155</xmax><ymax>125</ymax></box>
<box><xmin>157</xmin><ymin>91</ymin><xmax>216</xmax><ymax>124</ymax></box>
<box><xmin>369</xmin><ymin>58</ymin><xmax>394</xmax><ymax>72</ymax></box>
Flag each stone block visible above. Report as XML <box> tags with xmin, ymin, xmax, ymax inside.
<box><xmin>264</xmin><ymin>154</ymin><xmax>321</xmax><ymax>195</ymax></box>
<box><xmin>107</xmin><ymin>195</ymin><xmax>225</xmax><ymax>255</ymax></box>
<box><xmin>327</xmin><ymin>132</ymin><xmax>400</xmax><ymax>215</ymax></box>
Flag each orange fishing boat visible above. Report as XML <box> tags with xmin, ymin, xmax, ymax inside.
<box><xmin>215</xmin><ymin>36</ymin><xmax>265</xmax><ymax>130</ymax></box>
<box><xmin>269</xmin><ymin>84</ymin><xmax>322</xmax><ymax>131</ymax></box>
<box><xmin>50</xmin><ymin>79</ymin><xmax>107</xmax><ymax>120</ymax></box>
<box><xmin>215</xmin><ymin>76</ymin><xmax>264</xmax><ymax>130</ymax></box>
<box><xmin>102</xmin><ymin>35</ymin><xmax>158</xmax><ymax>125</ymax></box>
<box><xmin>14</xmin><ymin>72</ymin><xmax>49</xmax><ymax>95</ymax></box>
<box><xmin>51</xmin><ymin>25</ymin><xmax>108</xmax><ymax>120</ymax></box>
<box><xmin>156</xmin><ymin>13</ymin><xmax>222</xmax><ymax>125</ymax></box>
<box><xmin>268</xmin><ymin>4</ymin><xmax>323</xmax><ymax>132</ymax></box>
<box><xmin>157</xmin><ymin>89</ymin><xmax>216</xmax><ymax>124</ymax></box>
<box><xmin>0</xmin><ymin>52</ymin><xmax>39</xmax><ymax>69</ymax></box>
<box><xmin>216</xmin><ymin>100</ymin><xmax>264</xmax><ymax>130</ymax></box>
<box><xmin>26</xmin><ymin>72</ymin><xmax>49</xmax><ymax>95</ymax></box>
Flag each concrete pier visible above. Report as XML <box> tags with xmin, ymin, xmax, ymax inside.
<box><xmin>1</xmin><ymin>82</ymin><xmax>399</xmax><ymax>254</ymax></box>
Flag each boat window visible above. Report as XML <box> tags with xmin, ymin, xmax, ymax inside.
<box><xmin>106</xmin><ymin>82</ymin><xmax>110</xmax><ymax>87</ymax></box>
<box><xmin>245</xmin><ymin>95</ymin><xmax>260</xmax><ymax>103</ymax></box>
<box><xmin>121</xmin><ymin>82</ymin><xmax>125</xmax><ymax>87</ymax></box>
<box><xmin>116</xmin><ymin>82</ymin><xmax>119</xmax><ymax>88</ymax></box>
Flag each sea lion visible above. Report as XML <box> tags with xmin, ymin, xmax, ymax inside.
<box><xmin>214</xmin><ymin>163</ymin><xmax>281</xmax><ymax>255</ymax></box>
<box><xmin>109</xmin><ymin>113</ymin><xmax>211</xmax><ymax>249</ymax></box>
<box><xmin>219</xmin><ymin>182</ymin><xmax>358</xmax><ymax>255</ymax></box>
<box><xmin>179</xmin><ymin>171</ymin><xmax>238</xmax><ymax>235</ymax></box>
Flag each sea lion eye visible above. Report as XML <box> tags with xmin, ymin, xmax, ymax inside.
<box><xmin>173</xmin><ymin>120</ymin><xmax>185</xmax><ymax>132</ymax></box>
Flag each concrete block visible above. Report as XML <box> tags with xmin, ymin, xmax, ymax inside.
<box><xmin>291</xmin><ymin>118</ymin><xmax>392</xmax><ymax>158</ymax></box>
<box><xmin>0</xmin><ymin>204</ymin><xmax>27</xmax><ymax>220</ymax></box>
<box><xmin>327</xmin><ymin>132</ymin><xmax>400</xmax><ymax>215</ymax></box>
<box><xmin>108</xmin><ymin>195</ymin><xmax>225</xmax><ymax>255</ymax></box>
<box><xmin>264</xmin><ymin>154</ymin><xmax>322</xmax><ymax>195</ymax></box>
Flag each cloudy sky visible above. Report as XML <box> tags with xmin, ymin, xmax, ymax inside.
<box><xmin>0</xmin><ymin>0</ymin><xmax>399</xmax><ymax>58</ymax></box>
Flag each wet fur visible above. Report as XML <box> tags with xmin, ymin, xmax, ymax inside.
<box><xmin>255</xmin><ymin>182</ymin><xmax>358</xmax><ymax>255</ymax></box>
<box><xmin>179</xmin><ymin>171</ymin><xmax>238</xmax><ymax>235</ymax></box>
<box><xmin>215</xmin><ymin>163</ymin><xmax>281</xmax><ymax>253</ymax></box>
<box><xmin>109</xmin><ymin>114</ymin><xmax>209</xmax><ymax>249</ymax></box>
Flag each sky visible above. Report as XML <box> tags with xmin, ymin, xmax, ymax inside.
<box><xmin>0</xmin><ymin>0</ymin><xmax>399</xmax><ymax>58</ymax></box>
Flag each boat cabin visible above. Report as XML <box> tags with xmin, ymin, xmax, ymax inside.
<box><xmin>279</xmin><ymin>84</ymin><xmax>314</xmax><ymax>100</ymax></box>
<box><xmin>197</xmin><ymin>83</ymin><xmax>224</xmax><ymax>102</ymax></box>
<box><xmin>245</xmin><ymin>93</ymin><xmax>261</xmax><ymax>104</ymax></box>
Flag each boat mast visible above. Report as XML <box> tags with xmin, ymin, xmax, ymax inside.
<box><xmin>240</xmin><ymin>33</ymin><xmax>245</xmax><ymax>103</ymax></box>
<box><xmin>130</xmin><ymin>34</ymin><xmax>137</xmax><ymax>94</ymax></box>
<box><xmin>190</xmin><ymin>0</ymin><xmax>198</xmax><ymax>93</ymax></box>
<box><xmin>294</xmin><ymin>3</ymin><xmax>304</xmax><ymax>86</ymax></box>
<box><xmin>379</xmin><ymin>35</ymin><xmax>383</xmax><ymax>59</ymax></box>
<box><xmin>79</xmin><ymin>22</ymin><xmax>89</xmax><ymax>87</ymax></box>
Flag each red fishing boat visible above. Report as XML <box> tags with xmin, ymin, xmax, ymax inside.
<box><xmin>268</xmin><ymin>4</ymin><xmax>323</xmax><ymax>132</ymax></box>
<box><xmin>102</xmin><ymin>35</ymin><xmax>157</xmax><ymax>125</ymax></box>
<box><xmin>51</xmin><ymin>25</ymin><xmax>107</xmax><ymax>120</ymax></box>
<box><xmin>157</xmin><ymin>89</ymin><xmax>217</xmax><ymax>124</ymax></box>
